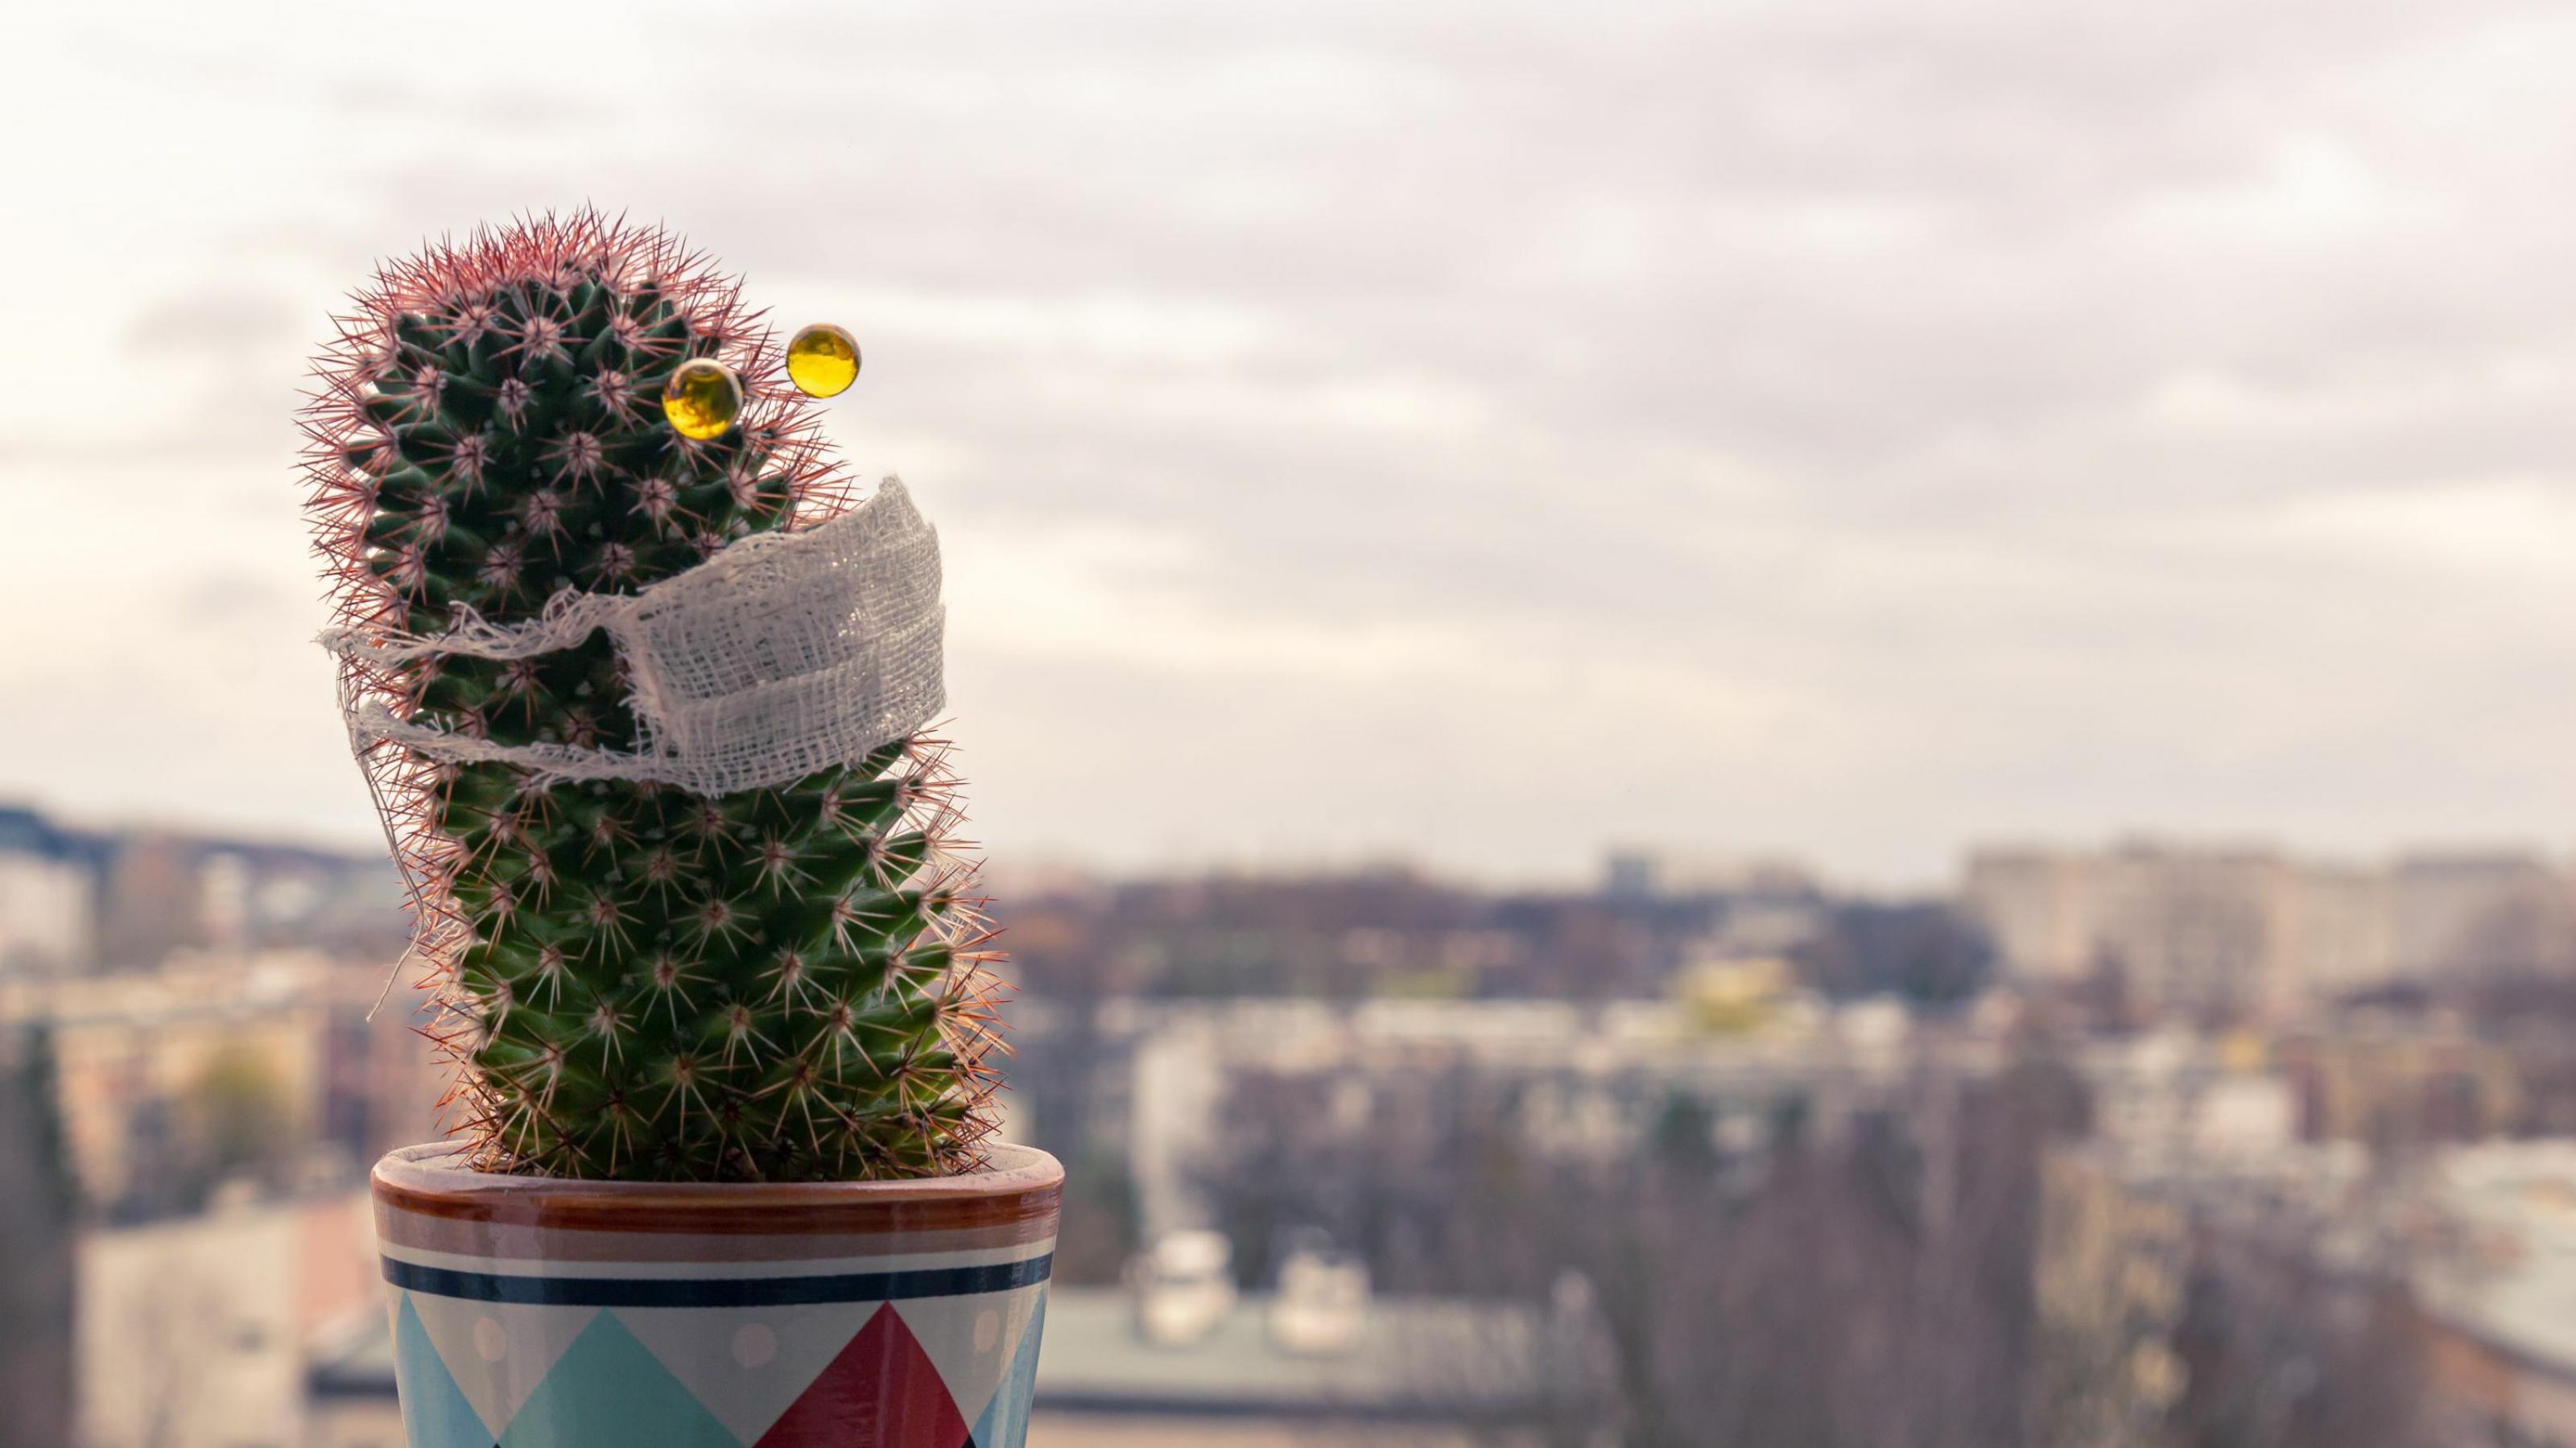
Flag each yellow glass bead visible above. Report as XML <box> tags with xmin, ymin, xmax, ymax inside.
<box><xmin>662</xmin><ymin>359</ymin><xmax>742</xmax><ymax>440</ymax></box>
<box><xmin>786</xmin><ymin>323</ymin><xmax>861</xmax><ymax>398</ymax></box>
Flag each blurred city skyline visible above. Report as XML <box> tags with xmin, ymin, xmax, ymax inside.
<box><xmin>10</xmin><ymin>2</ymin><xmax>2576</xmax><ymax>890</ymax></box>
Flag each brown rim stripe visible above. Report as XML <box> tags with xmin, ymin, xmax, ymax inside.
<box><xmin>377</xmin><ymin>1204</ymin><xmax>1056</xmax><ymax>1261</ymax></box>
<box><xmin>372</xmin><ymin>1178</ymin><xmax>1061</xmax><ymax>1237</ymax></box>
<box><xmin>369</xmin><ymin>1142</ymin><xmax>1064</xmax><ymax>1239</ymax></box>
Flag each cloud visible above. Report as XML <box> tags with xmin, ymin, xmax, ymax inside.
<box><xmin>6</xmin><ymin>0</ymin><xmax>2576</xmax><ymax>884</ymax></box>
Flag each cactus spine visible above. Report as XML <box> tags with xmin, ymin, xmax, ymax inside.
<box><xmin>302</xmin><ymin>212</ymin><xmax>1003</xmax><ymax>1182</ymax></box>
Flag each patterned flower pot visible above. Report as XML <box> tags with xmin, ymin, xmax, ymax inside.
<box><xmin>371</xmin><ymin>1142</ymin><xmax>1062</xmax><ymax>1448</ymax></box>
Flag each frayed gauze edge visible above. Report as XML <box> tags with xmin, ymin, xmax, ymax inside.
<box><xmin>320</xmin><ymin>476</ymin><xmax>946</xmax><ymax>798</ymax></box>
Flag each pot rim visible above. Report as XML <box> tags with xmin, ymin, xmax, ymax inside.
<box><xmin>373</xmin><ymin>1140</ymin><xmax>1063</xmax><ymax>1236</ymax></box>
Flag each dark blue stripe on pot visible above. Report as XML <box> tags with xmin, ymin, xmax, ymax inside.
<box><xmin>381</xmin><ymin>1252</ymin><xmax>1053</xmax><ymax>1306</ymax></box>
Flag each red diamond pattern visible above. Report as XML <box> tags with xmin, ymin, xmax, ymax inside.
<box><xmin>753</xmin><ymin>1304</ymin><xmax>970</xmax><ymax>1448</ymax></box>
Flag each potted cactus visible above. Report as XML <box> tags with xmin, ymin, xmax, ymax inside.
<box><xmin>303</xmin><ymin>212</ymin><xmax>1058</xmax><ymax>1447</ymax></box>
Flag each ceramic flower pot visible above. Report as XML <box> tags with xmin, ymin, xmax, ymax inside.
<box><xmin>371</xmin><ymin>1143</ymin><xmax>1062</xmax><ymax>1448</ymax></box>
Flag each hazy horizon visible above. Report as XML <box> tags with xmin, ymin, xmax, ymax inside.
<box><xmin>11</xmin><ymin>782</ymin><xmax>2566</xmax><ymax>901</ymax></box>
<box><xmin>10</xmin><ymin>2</ymin><xmax>2576</xmax><ymax>892</ymax></box>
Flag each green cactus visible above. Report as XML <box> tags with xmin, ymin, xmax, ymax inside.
<box><xmin>302</xmin><ymin>212</ymin><xmax>1002</xmax><ymax>1182</ymax></box>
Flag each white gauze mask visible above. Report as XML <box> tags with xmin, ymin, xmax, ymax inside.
<box><xmin>322</xmin><ymin>476</ymin><xmax>945</xmax><ymax>797</ymax></box>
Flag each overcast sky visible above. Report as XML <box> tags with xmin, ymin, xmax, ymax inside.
<box><xmin>6</xmin><ymin>1</ymin><xmax>2576</xmax><ymax>889</ymax></box>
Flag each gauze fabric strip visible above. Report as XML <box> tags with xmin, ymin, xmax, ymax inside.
<box><xmin>320</xmin><ymin>476</ymin><xmax>946</xmax><ymax>798</ymax></box>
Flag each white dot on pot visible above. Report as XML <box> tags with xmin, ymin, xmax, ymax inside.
<box><xmin>733</xmin><ymin>1322</ymin><xmax>777</xmax><ymax>1368</ymax></box>
<box><xmin>974</xmin><ymin>1310</ymin><xmax>1001</xmax><ymax>1353</ymax></box>
<box><xmin>473</xmin><ymin>1317</ymin><xmax>507</xmax><ymax>1362</ymax></box>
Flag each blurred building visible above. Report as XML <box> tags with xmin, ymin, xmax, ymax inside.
<box><xmin>1</xmin><ymin>951</ymin><xmax>444</xmax><ymax>1218</ymax></box>
<box><xmin>1602</xmin><ymin>848</ymin><xmax>1818</xmax><ymax>903</ymax></box>
<box><xmin>0</xmin><ymin>802</ymin><xmax>407</xmax><ymax>982</ymax></box>
<box><xmin>93</xmin><ymin>831</ymin><xmax>211</xmax><ymax>972</ymax></box>
<box><xmin>2409</xmin><ymin>1141</ymin><xmax>2576</xmax><ymax>1443</ymax></box>
<box><xmin>81</xmin><ymin>1190</ymin><xmax>377</xmax><ymax>1448</ymax></box>
<box><xmin>30</xmin><ymin>956</ymin><xmax>328</xmax><ymax>1214</ymax></box>
<box><xmin>80</xmin><ymin>1200</ymin><xmax>304</xmax><ymax>1448</ymax></box>
<box><xmin>2073</xmin><ymin>1012</ymin><xmax>2524</xmax><ymax>1159</ymax></box>
<box><xmin>0</xmin><ymin>805</ymin><xmax>97</xmax><ymax>977</ymax></box>
<box><xmin>2079</xmin><ymin>1029</ymin><xmax>2302</xmax><ymax>1165</ymax></box>
<box><xmin>6</xmin><ymin>952</ymin><xmax>427</xmax><ymax>1448</ymax></box>
<box><xmin>1030</xmin><ymin>1284</ymin><xmax>1601</xmax><ymax>1443</ymax></box>
<box><xmin>1027</xmin><ymin>992</ymin><xmax>1998</xmax><ymax>1254</ymax></box>
<box><xmin>2277</xmin><ymin>1024</ymin><xmax>2523</xmax><ymax>1149</ymax></box>
<box><xmin>1967</xmin><ymin>841</ymin><xmax>2368</xmax><ymax>1017</ymax></box>
<box><xmin>1967</xmin><ymin>840</ymin><xmax>2576</xmax><ymax>1017</ymax></box>
<box><xmin>2391</xmin><ymin>853</ymin><xmax>2576</xmax><ymax>983</ymax></box>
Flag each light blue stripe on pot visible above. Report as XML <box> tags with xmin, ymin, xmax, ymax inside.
<box><xmin>396</xmin><ymin>1293</ymin><xmax>499</xmax><ymax>1448</ymax></box>
<box><xmin>968</xmin><ymin>1291</ymin><xmax>1046</xmax><ymax>1448</ymax></box>
<box><xmin>497</xmin><ymin>1310</ymin><xmax>741</xmax><ymax>1448</ymax></box>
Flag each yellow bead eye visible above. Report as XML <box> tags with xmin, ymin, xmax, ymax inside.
<box><xmin>786</xmin><ymin>323</ymin><xmax>861</xmax><ymax>398</ymax></box>
<box><xmin>661</xmin><ymin>358</ymin><xmax>742</xmax><ymax>440</ymax></box>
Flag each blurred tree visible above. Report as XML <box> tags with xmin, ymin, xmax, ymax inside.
<box><xmin>2167</xmin><ymin>1231</ymin><xmax>2439</xmax><ymax>1448</ymax></box>
<box><xmin>1200</xmin><ymin>1038</ymin><xmax>2095</xmax><ymax>1446</ymax></box>
<box><xmin>1645</xmin><ymin>1093</ymin><xmax>1720</xmax><ymax>1177</ymax></box>
<box><xmin>1796</xmin><ymin>901</ymin><xmax>1996</xmax><ymax>1009</ymax></box>
<box><xmin>190</xmin><ymin>1046</ymin><xmax>291</xmax><ymax>1188</ymax></box>
<box><xmin>1051</xmin><ymin>1147</ymin><xmax>1142</xmax><ymax>1286</ymax></box>
<box><xmin>0</xmin><ymin>1025</ymin><xmax>76</xmax><ymax>1448</ymax></box>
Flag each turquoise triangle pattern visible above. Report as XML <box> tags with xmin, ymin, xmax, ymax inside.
<box><xmin>496</xmin><ymin>1310</ymin><xmax>743</xmax><ymax>1448</ymax></box>
<box><xmin>397</xmin><ymin>1293</ymin><xmax>500</xmax><ymax>1448</ymax></box>
<box><xmin>967</xmin><ymin>1291</ymin><xmax>1046</xmax><ymax>1448</ymax></box>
